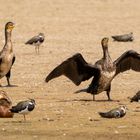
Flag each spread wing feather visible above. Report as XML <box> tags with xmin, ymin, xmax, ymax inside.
<box><xmin>114</xmin><ymin>50</ymin><xmax>140</xmax><ymax>76</ymax></box>
<box><xmin>45</xmin><ymin>53</ymin><xmax>100</xmax><ymax>86</ymax></box>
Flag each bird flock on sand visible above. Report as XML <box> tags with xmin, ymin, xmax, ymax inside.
<box><xmin>0</xmin><ymin>21</ymin><xmax>140</xmax><ymax>121</ymax></box>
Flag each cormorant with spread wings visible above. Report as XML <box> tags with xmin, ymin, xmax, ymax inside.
<box><xmin>45</xmin><ymin>37</ymin><xmax>140</xmax><ymax>101</ymax></box>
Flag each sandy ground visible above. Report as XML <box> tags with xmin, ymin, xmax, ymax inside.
<box><xmin>0</xmin><ymin>0</ymin><xmax>140</xmax><ymax>139</ymax></box>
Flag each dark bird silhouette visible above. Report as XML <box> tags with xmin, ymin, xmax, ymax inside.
<box><xmin>98</xmin><ymin>106</ymin><xmax>127</xmax><ymax>118</ymax></box>
<box><xmin>45</xmin><ymin>37</ymin><xmax>140</xmax><ymax>101</ymax></box>
<box><xmin>10</xmin><ymin>99</ymin><xmax>36</xmax><ymax>121</ymax></box>
<box><xmin>0</xmin><ymin>22</ymin><xmax>15</xmax><ymax>86</ymax></box>
<box><xmin>112</xmin><ymin>32</ymin><xmax>134</xmax><ymax>42</ymax></box>
<box><xmin>0</xmin><ymin>90</ymin><xmax>14</xmax><ymax>118</ymax></box>
<box><xmin>25</xmin><ymin>33</ymin><xmax>45</xmax><ymax>54</ymax></box>
<box><xmin>130</xmin><ymin>91</ymin><xmax>140</xmax><ymax>102</ymax></box>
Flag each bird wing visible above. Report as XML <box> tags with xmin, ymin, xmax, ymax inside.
<box><xmin>112</xmin><ymin>111</ymin><xmax>120</xmax><ymax>118</ymax></box>
<box><xmin>114</xmin><ymin>50</ymin><xmax>140</xmax><ymax>76</ymax></box>
<box><xmin>98</xmin><ymin>111</ymin><xmax>118</xmax><ymax>118</ymax></box>
<box><xmin>25</xmin><ymin>36</ymin><xmax>40</xmax><ymax>44</ymax></box>
<box><xmin>130</xmin><ymin>91</ymin><xmax>140</xmax><ymax>102</ymax></box>
<box><xmin>11</xmin><ymin>101</ymin><xmax>28</xmax><ymax>113</ymax></box>
<box><xmin>45</xmin><ymin>53</ymin><xmax>100</xmax><ymax>86</ymax></box>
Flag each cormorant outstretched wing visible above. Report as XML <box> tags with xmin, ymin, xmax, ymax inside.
<box><xmin>114</xmin><ymin>50</ymin><xmax>140</xmax><ymax>76</ymax></box>
<box><xmin>45</xmin><ymin>53</ymin><xmax>100</xmax><ymax>86</ymax></box>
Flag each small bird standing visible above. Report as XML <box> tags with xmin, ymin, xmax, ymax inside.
<box><xmin>0</xmin><ymin>22</ymin><xmax>15</xmax><ymax>86</ymax></box>
<box><xmin>98</xmin><ymin>106</ymin><xmax>127</xmax><ymax>118</ymax></box>
<box><xmin>130</xmin><ymin>91</ymin><xmax>140</xmax><ymax>102</ymax></box>
<box><xmin>10</xmin><ymin>99</ymin><xmax>36</xmax><ymax>121</ymax></box>
<box><xmin>25</xmin><ymin>33</ymin><xmax>45</xmax><ymax>54</ymax></box>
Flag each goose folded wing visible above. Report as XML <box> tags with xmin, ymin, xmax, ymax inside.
<box><xmin>114</xmin><ymin>50</ymin><xmax>140</xmax><ymax>76</ymax></box>
<box><xmin>45</xmin><ymin>53</ymin><xmax>100</xmax><ymax>86</ymax></box>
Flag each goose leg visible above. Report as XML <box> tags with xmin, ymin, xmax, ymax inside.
<box><xmin>6</xmin><ymin>70</ymin><xmax>11</xmax><ymax>86</ymax></box>
<box><xmin>106</xmin><ymin>85</ymin><xmax>112</xmax><ymax>101</ymax></box>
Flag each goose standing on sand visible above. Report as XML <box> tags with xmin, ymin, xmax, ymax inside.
<box><xmin>45</xmin><ymin>37</ymin><xmax>140</xmax><ymax>101</ymax></box>
<box><xmin>25</xmin><ymin>33</ymin><xmax>45</xmax><ymax>54</ymax></box>
<box><xmin>98</xmin><ymin>106</ymin><xmax>127</xmax><ymax>118</ymax></box>
<box><xmin>10</xmin><ymin>99</ymin><xmax>36</xmax><ymax>121</ymax></box>
<box><xmin>0</xmin><ymin>22</ymin><xmax>15</xmax><ymax>86</ymax></box>
<box><xmin>112</xmin><ymin>32</ymin><xmax>134</xmax><ymax>42</ymax></box>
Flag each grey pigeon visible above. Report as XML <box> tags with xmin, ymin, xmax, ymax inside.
<box><xmin>112</xmin><ymin>32</ymin><xmax>134</xmax><ymax>42</ymax></box>
<box><xmin>10</xmin><ymin>99</ymin><xmax>36</xmax><ymax>121</ymax></box>
<box><xmin>25</xmin><ymin>33</ymin><xmax>45</xmax><ymax>54</ymax></box>
<box><xmin>98</xmin><ymin>106</ymin><xmax>127</xmax><ymax>118</ymax></box>
<box><xmin>130</xmin><ymin>91</ymin><xmax>140</xmax><ymax>102</ymax></box>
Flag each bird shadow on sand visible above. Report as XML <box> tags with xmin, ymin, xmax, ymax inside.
<box><xmin>5</xmin><ymin>120</ymin><xmax>31</xmax><ymax>124</ymax></box>
<box><xmin>0</xmin><ymin>84</ymin><xmax>18</xmax><ymax>88</ymax></box>
<box><xmin>57</xmin><ymin>99</ymin><xmax>120</xmax><ymax>102</ymax></box>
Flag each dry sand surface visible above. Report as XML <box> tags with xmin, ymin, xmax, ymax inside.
<box><xmin>0</xmin><ymin>0</ymin><xmax>140</xmax><ymax>139</ymax></box>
